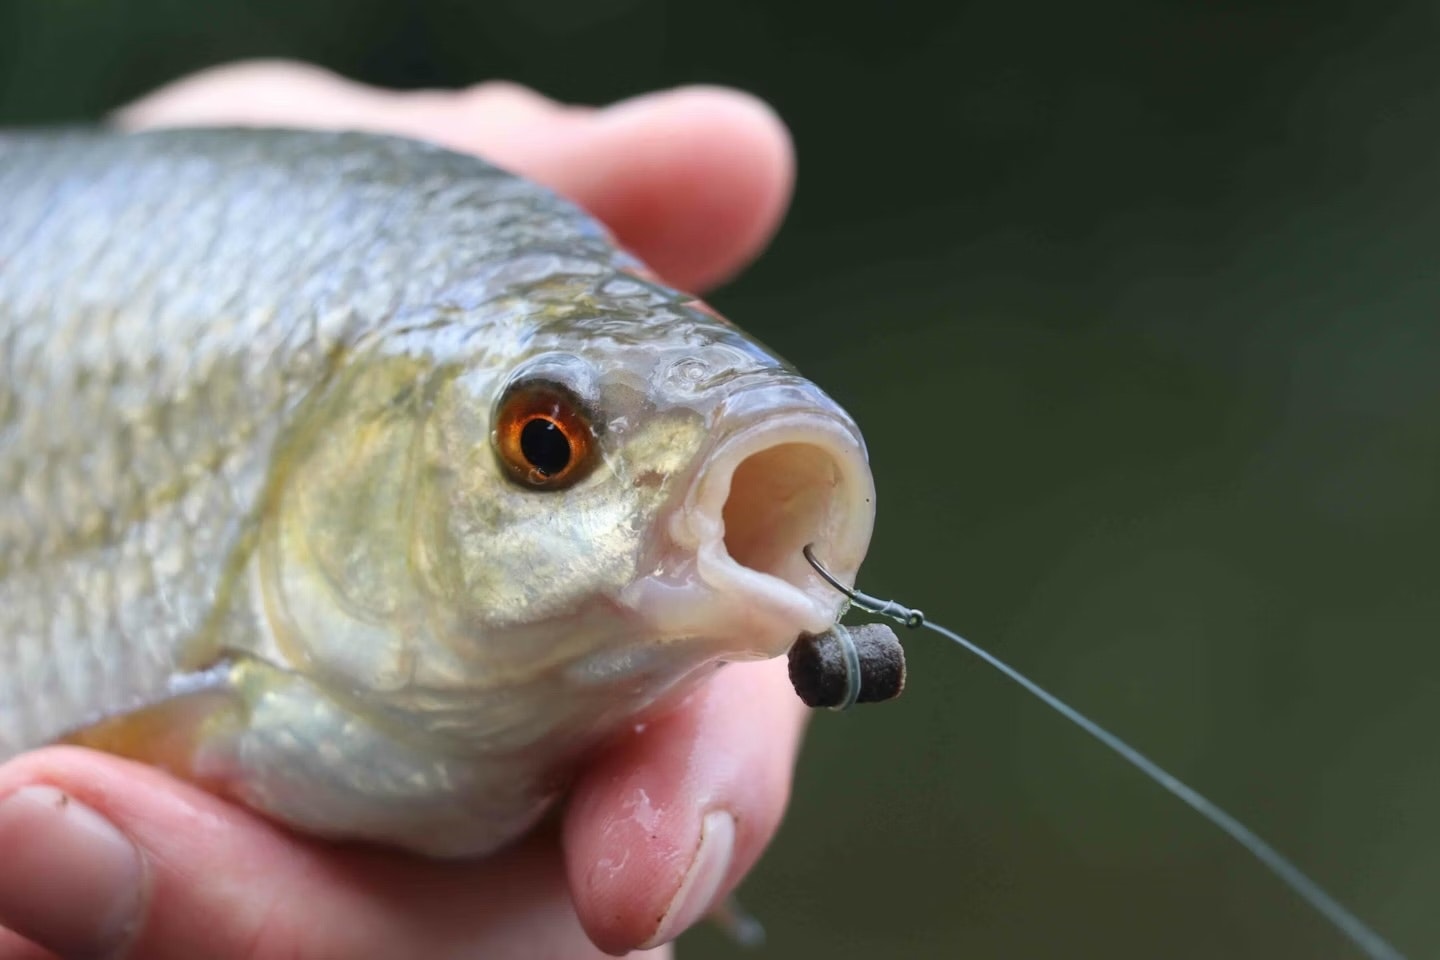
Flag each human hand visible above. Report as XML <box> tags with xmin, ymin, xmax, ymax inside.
<box><xmin>0</xmin><ymin>61</ymin><xmax>806</xmax><ymax>960</ymax></box>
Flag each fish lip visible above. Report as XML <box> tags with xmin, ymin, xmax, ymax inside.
<box><xmin>622</xmin><ymin>401</ymin><xmax>876</xmax><ymax>659</ymax></box>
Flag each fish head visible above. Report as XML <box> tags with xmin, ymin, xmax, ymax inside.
<box><xmin>405</xmin><ymin>286</ymin><xmax>875</xmax><ymax>735</ymax></box>
<box><xmin>265</xmin><ymin>271</ymin><xmax>874</xmax><ymax>756</ymax></box>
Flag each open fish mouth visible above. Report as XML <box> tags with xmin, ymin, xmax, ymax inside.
<box><xmin>626</xmin><ymin>401</ymin><xmax>876</xmax><ymax>658</ymax></box>
<box><xmin>694</xmin><ymin>414</ymin><xmax>874</xmax><ymax>634</ymax></box>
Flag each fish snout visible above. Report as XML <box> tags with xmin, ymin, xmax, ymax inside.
<box><xmin>624</xmin><ymin>379</ymin><xmax>876</xmax><ymax>657</ymax></box>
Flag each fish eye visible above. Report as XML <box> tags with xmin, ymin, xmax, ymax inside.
<box><xmin>492</xmin><ymin>381</ymin><xmax>597</xmax><ymax>489</ymax></box>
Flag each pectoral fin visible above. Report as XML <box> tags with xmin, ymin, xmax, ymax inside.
<box><xmin>58</xmin><ymin>672</ymin><xmax>245</xmax><ymax>786</ymax></box>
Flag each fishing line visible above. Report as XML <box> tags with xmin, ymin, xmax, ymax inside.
<box><xmin>802</xmin><ymin>545</ymin><xmax>1406</xmax><ymax>960</ymax></box>
<box><xmin>826</xmin><ymin>622</ymin><xmax>864</xmax><ymax>712</ymax></box>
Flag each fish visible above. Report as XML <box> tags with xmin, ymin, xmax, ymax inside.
<box><xmin>0</xmin><ymin>127</ymin><xmax>875</xmax><ymax>856</ymax></box>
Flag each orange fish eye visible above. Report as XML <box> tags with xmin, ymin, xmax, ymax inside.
<box><xmin>492</xmin><ymin>382</ymin><xmax>597</xmax><ymax>489</ymax></box>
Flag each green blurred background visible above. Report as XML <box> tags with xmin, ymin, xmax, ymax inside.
<box><xmin>3</xmin><ymin>1</ymin><xmax>1436</xmax><ymax>957</ymax></box>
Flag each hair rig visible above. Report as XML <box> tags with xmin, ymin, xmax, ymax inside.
<box><xmin>786</xmin><ymin>544</ymin><xmax>915</xmax><ymax>711</ymax></box>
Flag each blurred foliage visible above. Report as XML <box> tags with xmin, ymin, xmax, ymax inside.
<box><xmin>4</xmin><ymin>1</ymin><xmax>1439</xmax><ymax>957</ymax></box>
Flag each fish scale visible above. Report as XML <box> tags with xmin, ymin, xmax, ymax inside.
<box><xmin>0</xmin><ymin>129</ymin><xmax>609</xmax><ymax>757</ymax></box>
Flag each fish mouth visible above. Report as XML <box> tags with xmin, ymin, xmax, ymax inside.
<box><xmin>623</xmin><ymin>401</ymin><xmax>876</xmax><ymax>659</ymax></box>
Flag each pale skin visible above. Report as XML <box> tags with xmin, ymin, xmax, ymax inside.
<box><xmin>0</xmin><ymin>61</ymin><xmax>810</xmax><ymax>960</ymax></box>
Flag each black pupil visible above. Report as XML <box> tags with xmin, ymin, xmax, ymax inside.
<box><xmin>520</xmin><ymin>417</ymin><xmax>572</xmax><ymax>477</ymax></box>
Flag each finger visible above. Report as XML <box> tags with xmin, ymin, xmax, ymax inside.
<box><xmin>0</xmin><ymin>748</ymin><xmax>671</xmax><ymax>960</ymax></box>
<box><xmin>116</xmin><ymin>60</ymin><xmax>794</xmax><ymax>294</ymax></box>
<box><xmin>0</xmin><ymin>927</ymin><xmax>54</xmax><ymax>960</ymax></box>
<box><xmin>563</xmin><ymin>657</ymin><xmax>810</xmax><ymax>953</ymax></box>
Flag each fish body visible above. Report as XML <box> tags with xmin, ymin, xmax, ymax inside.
<box><xmin>0</xmin><ymin>129</ymin><xmax>874</xmax><ymax>855</ymax></box>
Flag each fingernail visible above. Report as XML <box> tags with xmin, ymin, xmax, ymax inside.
<box><xmin>0</xmin><ymin>786</ymin><xmax>143</xmax><ymax>958</ymax></box>
<box><xmin>639</xmin><ymin>809</ymin><xmax>735</xmax><ymax>948</ymax></box>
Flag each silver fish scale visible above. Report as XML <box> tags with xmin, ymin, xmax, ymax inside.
<box><xmin>0</xmin><ymin>128</ymin><xmax>622</xmax><ymax>756</ymax></box>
